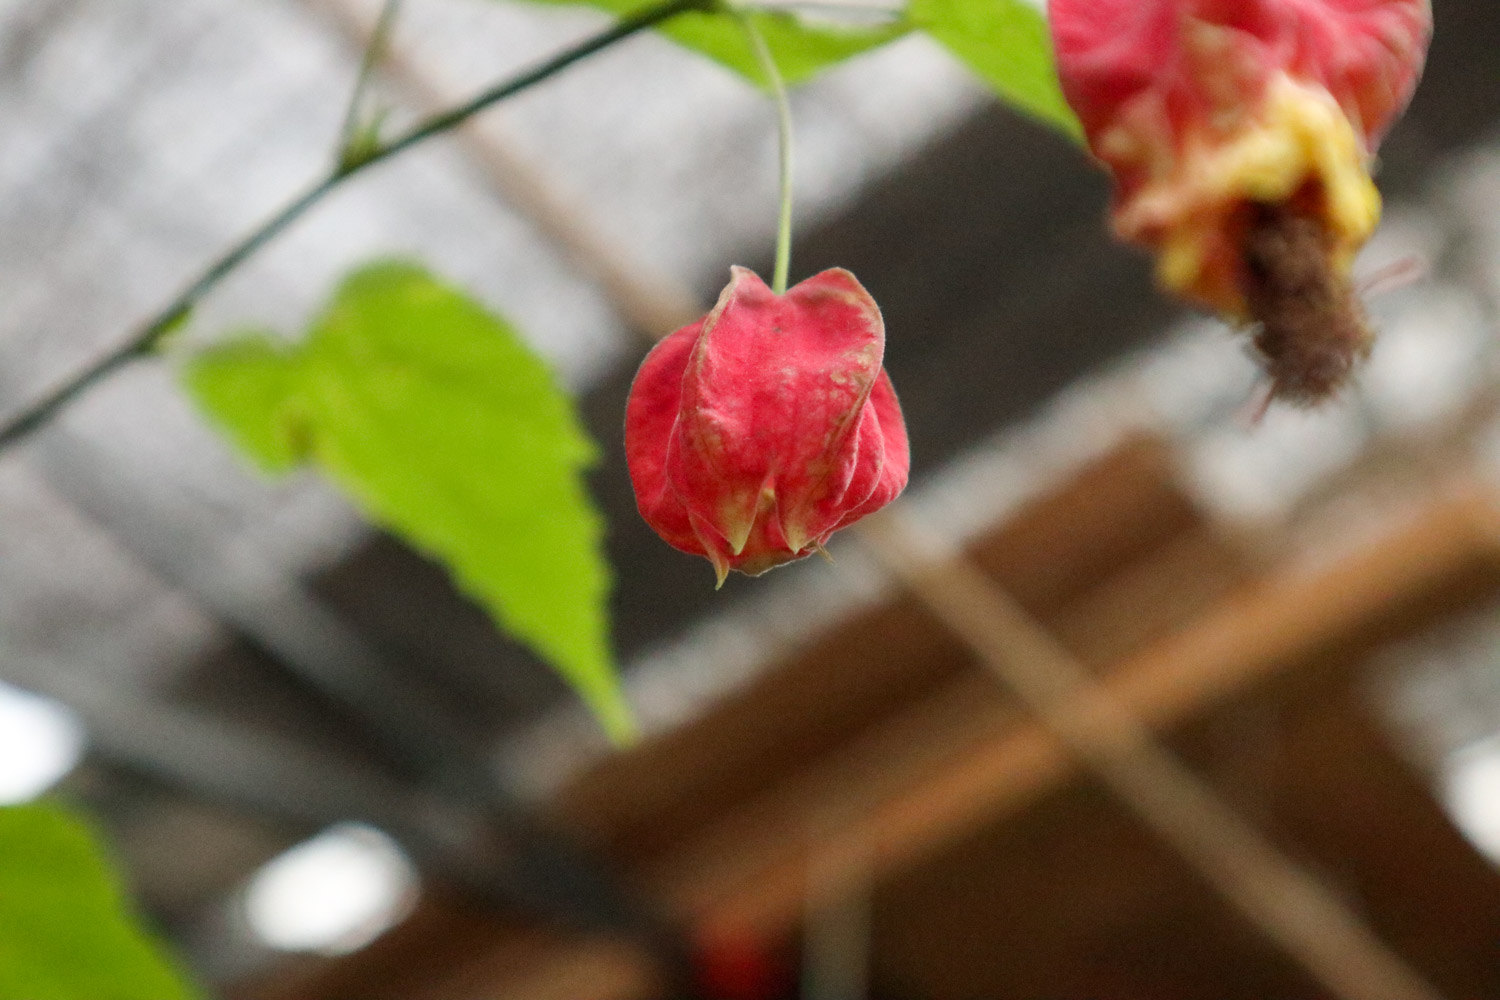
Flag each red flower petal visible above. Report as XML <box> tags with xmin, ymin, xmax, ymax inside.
<box><xmin>625</xmin><ymin>267</ymin><xmax>909</xmax><ymax>583</ymax></box>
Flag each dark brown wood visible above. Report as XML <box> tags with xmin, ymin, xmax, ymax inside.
<box><xmin>873</xmin><ymin>654</ymin><xmax>1500</xmax><ymax>1000</ymax></box>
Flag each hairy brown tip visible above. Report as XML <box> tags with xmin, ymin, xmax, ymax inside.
<box><xmin>1241</xmin><ymin>202</ymin><xmax>1374</xmax><ymax>407</ymax></box>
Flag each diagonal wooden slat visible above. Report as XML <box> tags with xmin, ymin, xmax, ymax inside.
<box><xmin>856</xmin><ymin>507</ymin><xmax>1456</xmax><ymax>1000</ymax></box>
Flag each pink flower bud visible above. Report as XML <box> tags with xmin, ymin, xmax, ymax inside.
<box><xmin>625</xmin><ymin>267</ymin><xmax>909</xmax><ymax>586</ymax></box>
<box><xmin>1051</xmin><ymin>0</ymin><xmax>1432</xmax><ymax>403</ymax></box>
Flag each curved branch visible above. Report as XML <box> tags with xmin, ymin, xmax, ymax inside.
<box><xmin>0</xmin><ymin>0</ymin><xmax>712</xmax><ymax>450</ymax></box>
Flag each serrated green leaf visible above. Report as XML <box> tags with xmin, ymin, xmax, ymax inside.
<box><xmin>0</xmin><ymin>803</ymin><xmax>198</xmax><ymax>1000</ymax></box>
<box><xmin>184</xmin><ymin>263</ymin><xmax>635</xmax><ymax>742</ymax></box>
<box><xmin>524</xmin><ymin>0</ymin><xmax>908</xmax><ymax>87</ymax></box>
<box><xmin>911</xmin><ymin>0</ymin><xmax>1082</xmax><ymax>138</ymax></box>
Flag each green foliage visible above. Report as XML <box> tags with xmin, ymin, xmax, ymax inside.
<box><xmin>657</xmin><ymin>7</ymin><xmax>907</xmax><ymax>87</ymax></box>
<box><xmin>184</xmin><ymin>262</ymin><xmax>635</xmax><ymax>742</ymax></box>
<box><xmin>909</xmin><ymin>0</ymin><xmax>1081</xmax><ymax>137</ymax></box>
<box><xmin>0</xmin><ymin>803</ymin><xmax>197</xmax><ymax>1000</ymax></box>
<box><xmin>522</xmin><ymin>0</ymin><xmax>1077</xmax><ymax>137</ymax></box>
<box><xmin>526</xmin><ymin>0</ymin><xmax>908</xmax><ymax>87</ymax></box>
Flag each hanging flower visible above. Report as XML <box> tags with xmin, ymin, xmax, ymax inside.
<box><xmin>625</xmin><ymin>267</ymin><xmax>909</xmax><ymax>586</ymax></box>
<box><xmin>1050</xmin><ymin>0</ymin><xmax>1432</xmax><ymax>404</ymax></box>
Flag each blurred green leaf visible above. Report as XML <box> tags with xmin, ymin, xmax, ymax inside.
<box><xmin>662</xmin><ymin>8</ymin><xmax>906</xmax><ymax>86</ymax></box>
<box><xmin>0</xmin><ymin>803</ymin><xmax>197</xmax><ymax>1000</ymax></box>
<box><xmin>185</xmin><ymin>338</ymin><xmax>304</xmax><ymax>473</ymax></box>
<box><xmin>525</xmin><ymin>0</ymin><xmax>908</xmax><ymax>87</ymax></box>
<box><xmin>910</xmin><ymin>0</ymin><xmax>1082</xmax><ymax>138</ymax></box>
<box><xmin>184</xmin><ymin>262</ymin><xmax>635</xmax><ymax>742</ymax></box>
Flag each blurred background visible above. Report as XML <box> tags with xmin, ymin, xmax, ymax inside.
<box><xmin>3</xmin><ymin>0</ymin><xmax>1500</xmax><ymax>997</ymax></box>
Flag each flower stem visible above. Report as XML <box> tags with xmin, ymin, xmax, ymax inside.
<box><xmin>0</xmin><ymin>0</ymin><xmax>710</xmax><ymax>450</ymax></box>
<box><xmin>738</xmin><ymin>12</ymin><xmax>794</xmax><ymax>295</ymax></box>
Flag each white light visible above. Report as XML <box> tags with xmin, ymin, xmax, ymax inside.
<box><xmin>1186</xmin><ymin>402</ymin><xmax>1366</xmax><ymax>521</ymax></box>
<box><xmin>1442</xmin><ymin>739</ymin><xmax>1500</xmax><ymax>863</ymax></box>
<box><xmin>0</xmin><ymin>681</ymin><xmax>85</xmax><ymax>804</ymax></box>
<box><xmin>1361</xmin><ymin>286</ymin><xmax>1488</xmax><ymax>432</ymax></box>
<box><xmin>244</xmin><ymin>824</ymin><xmax>418</xmax><ymax>956</ymax></box>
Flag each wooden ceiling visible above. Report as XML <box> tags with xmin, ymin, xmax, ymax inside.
<box><xmin>240</xmin><ymin>437</ymin><xmax>1500</xmax><ymax>1000</ymax></box>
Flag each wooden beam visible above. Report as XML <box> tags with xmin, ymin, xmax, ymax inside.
<box><xmin>872</xmin><ymin>675</ymin><xmax>1500</xmax><ymax>999</ymax></box>
<box><xmin>855</xmin><ymin>511</ymin><xmax>1451</xmax><ymax>1000</ymax></box>
<box><xmin>681</xmin><ymin>485</ymin><xmax>1496</xmax><ymax>939</ymax></box>
<box><xmin>242</xmin><ymin>466</ymin><xmax>1500</xmax><ymax>1000</ymax></box>
<box><xmin>423</xmin><ymin>487</ymin><xmax>1500</xmax><ymax>1000</ymax></box>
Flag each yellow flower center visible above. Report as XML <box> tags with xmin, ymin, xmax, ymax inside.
<box><xmin>1111</xmin><ymin>72</ymin><xmax>1382</xmax><ymax>319</ymax></box>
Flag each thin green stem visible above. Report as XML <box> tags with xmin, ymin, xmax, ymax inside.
<box><xmin>738</xmin><ymin>11</ymin><xmax>794</xmax><ymax>295</ymax></box>
<box><xmin>0</xmin><ymin>0</ymin><xmax>710</xmax><ymax>451</ymax></box>
<box><xmin>337</xmin><ymin>0</ymin><xmax>403</xmax><ymax>163</ymax></box>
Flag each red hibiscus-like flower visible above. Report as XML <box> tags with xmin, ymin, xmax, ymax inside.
<box><xmin>625</xmin><ymin>266</ymin><xmax>909</xmax><ymax>586</ymax></box>
<box><xmin>1051</xmin><ymin>0</ymin><xmax>1432</xmax><ymax>403</ymax></box>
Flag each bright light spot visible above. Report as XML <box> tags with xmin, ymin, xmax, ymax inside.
<box><xmin>1186</xmin><ymin>402</ymin><xmax>1366</xmax><ymax>521</ymax></box>
<box><xmin>0</xmin><ymin>681</ymin><xmax>84</xmax><ymax>804</ymax></box>
<box><xmin>244</xmin><ymin>824</ymin><xmax>418</xmax><ymax>956</ymax></box>
<box><xmin>1362</xmin><ymin>286</ymin><xmax>1488</xmax><ymax>432</ymax></box>
<box><xmin>1134</xmin><ymin>320</ymin><xmax>1260</xmax><ymax>429</ymax></box>
<box><xmin>1443</xmin><ymin>739</ymin><xmax>1500</xmax><ymax>863</ymax></box>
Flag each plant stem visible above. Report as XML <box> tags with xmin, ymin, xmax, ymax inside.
<box><xmin>337</xmin><ymin>0</ymin><xmax>403</xmax><ymax>164</ymax></box>
<box><xmin>0</xmin><ymin>0</ymin><xmax>710</xmax><ymax>451</ymax></box>
<box><xmin>738</xmin><ymin>11</ymin><xmax>794</xmax><ymax>295</ymax></box>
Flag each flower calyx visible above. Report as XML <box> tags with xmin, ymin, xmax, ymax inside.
<box><xmin>625</xmin><ymin>266</ymin><xmax>909</xmax><ymax>586</ymax></box>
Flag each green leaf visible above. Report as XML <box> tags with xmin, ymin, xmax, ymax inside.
<box><xmin>910</xmin><ymin>0</ymin><xmax>1082</xmax><ymax>138</ymax></box>
<box><xmin>185</xmin><ymin>338</ymin><xmax>305</xmax><ymax>473</ymax></box>
<box><xmin>0</xmin><ymin>803</ymin><xmax>198</xmax><ymax>1000</ymax></box>
<box><xmin>184</xmin><ymin>262</ymin><xmax>636</xmax><ymax>742</ymax></box>
<box><xmin>664</xmin><ymin>8</ymin><xmax>907</xmax><ymax>86</ymax></box>
<box><xmin>525</xmin><ymin>0</ymin><xmax>908</xmax><ymax>87</ymax></box>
